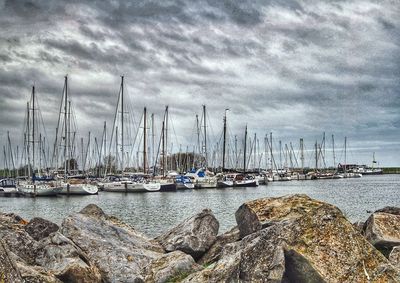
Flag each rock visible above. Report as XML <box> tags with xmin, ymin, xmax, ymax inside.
<box><xmin>235</xmin><ymin>194</ymin><xmax>328</xmax><ymax>238</ymax></box>
<box><xmin>198</xmin><ymin>226</ymin><xmax>241</xmax><ymax>265</ymax></box>
<box><xmin>364</xmin><ymin>212</ymin><xmax>400</xmax><ymax>250</ymax></box>
<box><xmin>13</xmin><ymin>258</ymin><xmax>62</xmax><ymax>283</ymax></box>
<box><xmin>61</xmin><ymin>203</ymin><xmax>164</xmax><ymax>282</ymax></box>
<box><xmin>25</xmin><ymin>217</ymin><xmax>59</xmax><ymax>241</ymax></box>
<box><xmin>156</xmin><ymin>209</ymin><xmax>219</xmax><ymax>260</ymax></box>
<box><xmin>184</xmin><ymin>224</ymin><xmax>287</xmax><ymax>282</ymax></box>
<box><xmin>188</xmin><ymin>194</ymin><xmax>400</xmax><ymax>282</ymax></box>
<box><xmin>0</xmin><ymin>211</ymin><xmax>100</xmax><ymax>282</ymax></box>
<box><xmin>0</xmin><ymin>213</ymin><xmax>39</xmax><ymax>265</ymax></box>
<box><xmin>375</xmin><ymin>206</ymin><xmax>400</xmax><ymax>216</ymax></box>
<box><xmin>144</xmin><ymin>251</ymin><xmax>202</xmax><ymax>283</ymax></box>
<box><xmin>352</xmin><ymin>221</ymin><xmax>365</xmax><ymax>234</ymax></box>
<box><xmin>389</xmin><ymin>246</ymin><xmax>400</xmax><ymax>271</ymax></box>
<box><xmin>35</xmin><ymin>232</ymin><xmax>101</xmax><ymax>282</ymax></box>
<box><xmin>0</xmin><ymin>240</ymin><xmax>23</xmax><ymax>282</ymax></box>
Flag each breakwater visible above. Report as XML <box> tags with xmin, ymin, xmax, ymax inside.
<box><xmin>1</xmin><ymin>194</ymin><xmax>400</xmax><ymax>282</ymax></box>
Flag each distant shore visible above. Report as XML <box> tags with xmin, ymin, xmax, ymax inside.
<box><xmin>382</xmin><ymin>168</ymin><xmax>400</xmax><ymax>174</ymax></box>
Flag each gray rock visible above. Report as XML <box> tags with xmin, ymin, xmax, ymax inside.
<box><xmin>0</xmin><ymin>240</ymin><xmax>23</xmax><ymax>283</ymax></box>
<box><xmin>144</xmin><ymin>251</ymin><xmax>202</xmax><ymax>283</ymax></box>
<box><xmin>375</xmin><ymin>207</ymin><xmax>400</xmax><ymax>216</ymax></box>
<box><xmin>61</xmin><ymin>204</ymin><xmax>164</xmax><ymax>282</ymax></box>
<box><xmin>0</xmin><ymin>211</ymin><xmax>99</xmax><ymax>282</ymax></box>
<box><xmin>198</xmin><ymin>226</ymin><xmax>241</xmax><ymax>265</ymax></box>
<box><xmin>352</xmin><ymin>221</ymin><xmax>365</xmax><ymax>235</ymax></box>
<box><xmin>187</xmin><ymin>194</ymin><xmax>400</xmax><ymax>282</ymax></box>
<box><xmin>184</xmin><ymin>223</ymin><xmax>287</xmax><ymax>282</ymax></box>
<box><xmin>364</xmin><ymin>212</ymin><xmax>400</xmax><ymax>249</ymax></box>
<box><xmin>0</xmin><ymin>213</ymin><xmax>39</xmax><ymax>265</ymax></box>
<box><xmin>35</xmin><ymin>232</ymin><xmax>101</xmax><ymax>282</ymax></box>
<box><xmin>156</xmin><ymin>209</ymin><xmax>219</xmax><ymax>260</ymax></box>
<box><xmin>25</xmin><ymin>217</ymin><xmax>59</xmax><ymax>241</ymax></box>
<box><xmin>389</xmin><ymin>246</ymin><xmax>400</xmax><ymax>271</ymax></box>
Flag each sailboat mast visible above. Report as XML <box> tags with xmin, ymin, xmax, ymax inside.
<box><xmin>143</xmin><ymin>107</ymin><xmax>147</xmax><ymax>174</ymax></box>
<box><xmin>300</xmin><ymin>138</ymin><xmax>304</xmax><ymax>170</ymax></box>
<box><xmin>27</xmin><ymin>102</ymin><xmax>31</xmax><ymax>178</ymax></box>
<box><xmin>161</xmin><ymin>120</ymin><xmax>165</xmax><ymax>176</ymax></box>
<box><xmin>196</xmin><ymin>114</ymin><xmax>200</xmax><ymax>156</ymax></box>
<box><xmin>121</xmin><ymin>76</ymin><xmax>124</xmax><ymax>172</ymax></box>
<box><xmin>165</xmin><ymin>106</ymin><xmax>169</xmax><ymax>173</ymax></box>
<box><xmin>81</xmin><ymin>137</ymin><xmax>84</xmax><ymax>173</ymax></box>
<box><xmin>344</xmin><ymin>136</ymin><xmax>347</xmax><ymax>173</ymax></box>
<box><xmin>243</xmin><ymin>125</ymin><xmax>247</xmax><ymax>173</ymax></box>
<box><xmin>279</xmin><ymin>140</ymin><xmax>282</xmax><ymax>169</ymax></box>
<box><xmin>32</xmin><ymin>86</ymin><xmax>35</xmax><ymax>177</ymax></box>
<box><xmin>115</xmin><ymin>126</ymin><xmax>118</xmax><ymax>173</ymax></box>
<box><xmin>151</xmin><ymin>113</ymin><xmax>155</xmax><ymax>169</ymax></box>
<box><xmin>64</xmin><ymin>76</ymin><xmax>68</xmax><ymax>178</ymax></box>
<box><xmin>315</xmin><ymin>141</ymin><xmax>318</xmax><ymax>171</ymax></box>
<box><xmin>270</xmin><ymin>132</ymin><xmax>273</xmax><ymax>171</ymax></box>
<box><xmin>372</xmin><ymin>152</ymin><xmax>376</xmax><ymax>169</ymax></box>
<box><xmin>203</xmin><ymin>105</ymin><xmax>207</xmax><ymax>168</ymax></box>
<box><xmin>67</xmin><ymin>101</ymin><xmax>72</xmax><ymax>172</ymax></box>
<box><xmin>332</xmin><ymin>134</ymin><xmax>336</xmax><ymax>168</ymax></box>
<box><xmin>222</xmin><ymin>109</ymin><xmax>227</xmax><ymax>171</ymax></box>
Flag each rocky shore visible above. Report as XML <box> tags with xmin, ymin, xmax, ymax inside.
<box><xmin>1</xmin><ymin>194</ymin><xmax>400</xmax><ymax>282</ymax></box>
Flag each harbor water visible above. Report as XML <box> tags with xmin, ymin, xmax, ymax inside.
<box><xmin>0</xmin><ymin>175</ymin><xmax>399</xmax><ymax>237</ymax></box>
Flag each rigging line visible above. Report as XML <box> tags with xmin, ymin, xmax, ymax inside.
<box><xmin>169</xmin><ymin>110</ymin><xmax>181</xmax><ymax>155</ymax></box>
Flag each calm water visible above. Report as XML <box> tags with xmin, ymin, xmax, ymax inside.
<box><xmin>0</xmin><ymin>175</ymin><xmax>399</xmax><ymax>237</ymax></box>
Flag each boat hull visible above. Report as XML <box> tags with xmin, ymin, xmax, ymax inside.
<box><xmin>234</xmin><ymin>180</ymin><xmax>258</xmax><ymax>187</ymax></box>
<box><xmin>18</xmin><ymin>183</ymin><xmax>63</xmax><ymax>197</ymax></box>
<box><xmin>60</xmin><ymin>183</ymin><xmax>99</xmax><ymax>195</ymax></box>
<box><xmin>103</xmin><ymin>181</ymin><xmax>161</xmax><ymax>192</ymax></box>
<box><xmin>176</xmin><ymin>183</ymin><xmax>194</xmax><ymax>190</ymax></box>
<box><xmin>217</xmin><ymin>180</ymin><xmax>234</xmax><ymax>188</ymax></box>
<box><xmin>160</xmin><ymin>183</ymin><xmax>177</xmax><ymax>192</ymax></box>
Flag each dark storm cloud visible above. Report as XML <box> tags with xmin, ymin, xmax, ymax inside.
<box><xmin>0</xmin><ymin>0</ymin><xmax>399</xmax><ymax>166</ymax></box>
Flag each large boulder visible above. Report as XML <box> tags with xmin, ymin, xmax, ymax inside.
<box><xmin>144</xmin><ymin>251</ymin><xmax>202</xmax><ymax>283</ymax></box>
<box><xmin>198</xmin><ymin>226</ymin><xmax>241</xmax><ymax>265</ymax></box>
<box><xmin>0</xmin><ymin>213</ymin><xmax>39</xmax><ymax>265</ymax></box>
<box><xmin>187</xmin><ymin>194</ymin><xmax>400</xmax><ymax>282</ymax></box>
<box><xmin>0</xmin><ymin>213</ymin><xmax>62</xmax><ymax>282</ymax></box>
<box><xmin>25</xmin><ymin>217</ymin><xmax>59</xmax><ymax>241</ymax></box>
<box><xmin>184</xmin><ymin>222</ymin><xmax>287</xmax><ymax>282</ymax></box>
<box><xmin>155</xmin><ymin>209</ymin><xmax>219</xmax><ymax>260</ymax></box>
<box><xmin>35</xmin><ymin>232</ymin><xmax>101</xmax><ymax>282</ymax></box>
<box><xmin>0</xmin><ymin>240</ymin><xmax>23</xmax><ymax>282</ymax></box>
<box><xmin>364</xmin><ymin>211</ymin><xmax>400</xmax><ymax>251</ymax></box>
<box><xmin>0</xmin><ymin>212</ymin><xmax>100</xmax><ymax>282</ymax></box>
<box><xmin>61</xmin><ymin>204</ymin><xmax>164</xmax><ymax>282</ymax></box>
<box><xmin>375</xmin><ymin>207</ymin><xmax>400</xmax><ymax>215</ymax></box>
<box><xmin>389</xmin><ymin>246</ymin><xmax>400</xmax><ymax>271</ymax></box>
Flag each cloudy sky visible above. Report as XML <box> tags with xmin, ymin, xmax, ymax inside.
<box><xmin>0</xmin><ymin>0</ymin><xmax>399</xmax><ymax>169</ymax></box>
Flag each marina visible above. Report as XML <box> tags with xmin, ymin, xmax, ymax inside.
<box><xmin>0</xmin><ymin>174</ymin><xmax>398</xmax><ymax>237</ymax></box>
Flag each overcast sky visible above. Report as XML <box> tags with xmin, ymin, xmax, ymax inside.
<box><xmin>0</xmin><ymin>0</ymin><xmax>399</xmax><ymax>168</ymax></box>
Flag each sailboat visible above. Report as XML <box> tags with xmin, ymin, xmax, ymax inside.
<box><xmin>185</xmin><ymin>105</ymin><xmax>217</xmax><ymax>189</ymax></box>
<box><xmin>17</xmin><ymin>86</ymin><xmax>63</xmax><ymax>197</ymax></box>
<box><xmin>102</xmin><ymin>77</ymin><xmax>160</xmax><ymax>193</ymax></box>
<box><xmin>341</xmin><ymin>137</ymin><xmax>362</xmax><ymax>178</ymax></box>
<box><xmin>53</xmin><ymin>76</ymin><xmax>98</xmax><ymax>195</ymax></box>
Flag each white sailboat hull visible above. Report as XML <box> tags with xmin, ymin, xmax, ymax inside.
<box><xmin>18</xmin><ymin>183</ymin><xmax>63</xmax><ymax>197</ymax></box>
<box><xmin>194</xmin><ymin>179</ymin><xmax>218</xmax><ymax>189</ymax></box>
<box><xmin>60</xmin><ymin>183</ymin><xmax>99</xmax><ymax>195</ymax></box>
<box><xmin>103</xmin><ymin>181</ymin><xmax>161</xmax><ymax>192</ymax></box>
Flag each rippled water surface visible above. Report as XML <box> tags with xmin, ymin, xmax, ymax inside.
<box><xmin>1</xmin><ymin>175</ymin><xmax>399</xmax><ymax>237</ymax></box>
